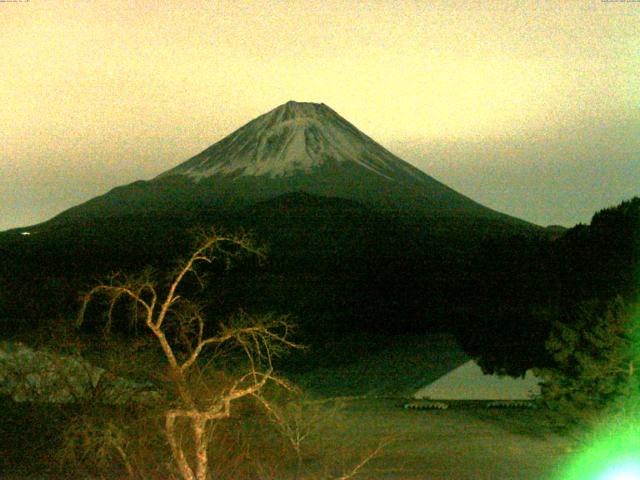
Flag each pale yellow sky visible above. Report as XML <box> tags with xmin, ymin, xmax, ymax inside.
<box><xmin>1</xmin><ymin>0</ymin><xmax>639</xmax><ymax>229</ymax></box>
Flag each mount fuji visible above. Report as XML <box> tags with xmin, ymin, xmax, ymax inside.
<box><xmin>161</xmin><ymin>100</ymin><xmax>419</xmax><ymax>180</ymax></box>
<box><xmin>39</xmin><ymin>101</ymin><xmax>528</xmax><ymax>225</ymax></box>
<box><xmin>0</xmin><ymin>101</ymin><xmax>541</xmax><ymax>332</ymax></box>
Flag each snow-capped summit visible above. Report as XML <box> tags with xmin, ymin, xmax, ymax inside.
<box><xmin>35</xmin><ymin>101</ymin><xmax>528</xmax><ymax>226</ymax></box>
<box><xmin>159</xmin><ymin>101</ymin><xmax>424</xmax><ymax>182</ymax></box>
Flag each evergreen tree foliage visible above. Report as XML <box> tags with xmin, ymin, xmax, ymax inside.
<box><xmin>535</xmin><ymin>297</ymin><xmax>640</xmax><ymax>431</ymax></box>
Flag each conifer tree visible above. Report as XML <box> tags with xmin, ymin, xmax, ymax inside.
<box><xmin>536</xmin><ymin>297</ymin><xmax>640</xmax><ymax>431</ymax></box>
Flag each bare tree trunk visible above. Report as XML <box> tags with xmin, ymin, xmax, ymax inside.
<box><xmin>166</xmin><ymin>412</ymin><xmax>195</xmax><ymax>480</ymax></box>
<box><xmin>194</xmin><ymin>416</ymin><xmax>209</xmax><ymax>480</ymax></box>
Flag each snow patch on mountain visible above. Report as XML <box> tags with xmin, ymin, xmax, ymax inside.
<box><xmin>160</xmin><ymin>101</ymin><xmax>426</xmax><ymax>183</ymax></box>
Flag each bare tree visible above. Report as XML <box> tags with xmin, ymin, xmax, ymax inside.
<box><xmin>77</xmin><ymin>230</ymin><xmax>300</xmax><ymax>480</ymax></box>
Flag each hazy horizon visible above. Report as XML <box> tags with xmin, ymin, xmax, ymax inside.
<box><xmin>2</xmin><ymin>0</ymin><xmax>638</xmax><ymax>230</ymax></box>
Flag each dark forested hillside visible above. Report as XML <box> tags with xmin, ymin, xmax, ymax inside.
<box><xmin>0</xmin><ymin>191</ymin><xmax>537</xmax><ymax>338</ymax></box>
<box><xmin>4</xmin><ymin>189</ymin><xmax>634</xmax><ymax>376</ymax></box>
<box><xmin>456</xmin><ymin>196</ymin><xmax>640</xmax><ymax>375</ymax></box>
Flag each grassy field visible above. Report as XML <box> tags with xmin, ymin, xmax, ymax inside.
<box><xmin>316</xmin><ymin>398</ymin><xmax>570</xmax><ymax>479</ymax></box>
<box><xmin>0</xmin><ymin>331</ymin><xmax>572</xmax><ymax>478</ymax></box>
<box><xmin>281</xmin><ymin>333</ymin><xmax>571</xmax><ymax>479</ymax></box>
<box><xmin>0</xmin><ymin>396</ymin><xmax>571</xmax><ymax>479</ymax></box>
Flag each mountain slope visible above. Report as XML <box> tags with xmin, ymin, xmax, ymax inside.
<box><xmin>159</xmin><ymin>101</ymin><xmax>418</xmax><ymax>180</ymax></box>
<box><xmin>0</xmin><ymin>101</ymin><xmax>540</xmax><ymax>334</ymax></box>
<box><xmin>34</xmin><ymin>101</ymin><xmax>530</xmax><ymax>227</ymax></box>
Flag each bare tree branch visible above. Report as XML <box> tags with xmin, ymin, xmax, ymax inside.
<box><xmin>334</xmin><ymin>438</ymin><xmax>390</xmax><ymax>480</ymax></box>
<box><xmin>79</xmin><ymin>230</ymin><xmax>300</xmax><ymax>480</ymax></box>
